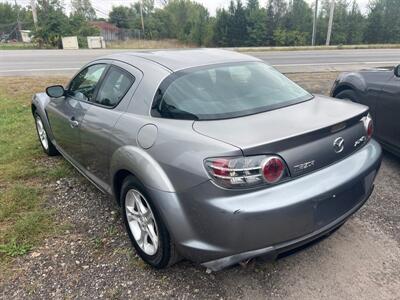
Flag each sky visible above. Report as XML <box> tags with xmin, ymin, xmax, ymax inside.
<box><xmin>3</xmin><ymin>0</ymin><xmax>371</xmax><ymax>17</ymax></box>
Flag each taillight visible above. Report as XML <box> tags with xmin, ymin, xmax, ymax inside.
<box><xmin>361</xmin><ymin>113</ymin><xmax>374</xmax><ymax>140</ymax></box>
<box><xmin>204</xmin><ymin>155</ymin><xmax>289</xmax><ymax>189</ymax></box>
<box><xmin>262</xmin><ymin>157</ymin><xmax>285</xmax><ymax>184</ymax></box>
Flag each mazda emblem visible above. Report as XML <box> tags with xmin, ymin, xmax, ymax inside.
<box><xmin>333</xmin><ymin>137</ymin><xmax>345</xmax><ymax>153</ymax></box>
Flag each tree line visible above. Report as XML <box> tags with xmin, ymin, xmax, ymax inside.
<box><xmin>1</xmin><ymin>0</ymin><xmax>400</xmax><ymax>48</ymax></box>
<box><xmin>0</xmin><ymin>0</ymin><xmax>99</xmax><ymax>47</ymax></box>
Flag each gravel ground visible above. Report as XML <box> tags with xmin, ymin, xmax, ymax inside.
<box><xmin>1</xmin><ymin>72</ymin><xmax>399</xmax><ymax>299</ymax></box>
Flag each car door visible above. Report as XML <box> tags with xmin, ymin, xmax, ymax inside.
<box><xmin>46</xmin><ymin>63</ymin><xmax>108</xmax><ymax>164</ymax></box>
<box><xmin>377</xmin><ymin>74</ymin><xmax>400</xmax><ymax>149</ymax></box>
<box><xmin>78</xmin><ymin>61</ymin><xmax>142</xmax><ymax>192</ymax></box>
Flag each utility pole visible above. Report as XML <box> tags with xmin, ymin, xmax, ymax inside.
<box><xmin>14</xmin><ymin>0</ymin><xmax>21</xmax><ymax>41</ymax></box>
<box><xmin>140</xmin><ymin>0</ymin><xmax>145</xmax><ymax>35</ymax></box>
<box><xmin>326</xmin><ymin>0</ymin><xmax>335</xmax><ymax>46</ymax></box>
<box><xmin>31</xmin><ymin>0</ymin><xmax>38</xmax><ymax>29</ymax></box>
<box><xmin>311</xmin><ymin>0</ymin><xmax>318</xmax><ymax>46</ymax></box>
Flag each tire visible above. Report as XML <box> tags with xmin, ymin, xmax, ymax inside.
<box><xmin>34</xmin><ymin>113</ymin><xmax>59</xmax><ymax>156</ymax></box>
<box><xmin>335</xmin><ymin>89</ymin><xmax>357</xmax><ymax>102</ymax></box>
<box><xmin>121</xmin><ymin>175</ymin><xmax>179</xmax><ymax>268</ymax></box>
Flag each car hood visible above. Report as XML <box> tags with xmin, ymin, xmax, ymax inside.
<box><xmin>193</xmin><ymin>95</ymin><xmax>369</xmax><ymax>177</ymax></box>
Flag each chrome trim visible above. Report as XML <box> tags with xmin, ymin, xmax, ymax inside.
<box><xmin>212</xmin><ymin>173</ymin><xmax>263</xmax><ymax>180</ymax></box>
<box><xmin>208</xmin><ymin>165</ymin><xmax>261</xmax><ymax>172</ymax></box>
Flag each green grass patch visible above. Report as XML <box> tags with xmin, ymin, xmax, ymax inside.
<box><xmin>0</xmin><ymin>43</ymin><xmax>39</xmax><ymax>50</ymax></box>
<box><xmin>0</xmin><ymin>76</ymin><xmax>70</xmax><ymax>263</ymax></box>
<box><xmin>0</xmin><ymin>239</ymin><xmax>32</xmax><ymax>257</ymax></box>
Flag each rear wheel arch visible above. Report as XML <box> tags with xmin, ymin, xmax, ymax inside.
<box><xmin>335</xmin><ymin>89</ymin><xmax>358</xmax><ymax>102</ymax></box>
<box><xmin>110</xmin><ymin>146</ymin><xmax>175</xmax><ymax>203</ymax></box>
<box><xmin>333</xmin><ymin>84</ymin><xmax>354</xmax><ymax>97</ymax></box>
<box><xmin>113</xmin><ymin>169</ymin><xmax>134</xmax><ymax>205</ymax></box>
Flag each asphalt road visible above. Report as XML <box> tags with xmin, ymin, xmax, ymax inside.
<box><xmin>1</xmin><ymin>48</ymin><xmax>400</xmax><ymax>76</ymax></box>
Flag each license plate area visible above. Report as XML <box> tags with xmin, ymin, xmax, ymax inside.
<box><xmin>314</xmin><ymin>181</ymin><xmax>365</xmax><ymax>229</ymax></box>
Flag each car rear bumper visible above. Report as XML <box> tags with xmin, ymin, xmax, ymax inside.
<box><xmin>148</xmin><ymin>139</ymin><xmax>382</xmax><ymax>270</ymax></box>
<box><xmin>201</xmin><ymin>185</ymin><xmax>373</xmax><ymax>271</ymax></box>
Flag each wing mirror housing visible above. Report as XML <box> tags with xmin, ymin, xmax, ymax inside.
<box><xmin>394</xmin><ymin>65</ymin><xmax>400</xmax><ymax>77</ymax></box>
<box><xmin>46</xmin><ymin>85</ymin><xmax>65</xmax><ymax>98</ymax></box>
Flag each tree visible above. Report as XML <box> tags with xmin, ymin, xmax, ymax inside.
<box><xmin>33</xmin><ymin>0</ymin><xmax>70</xmax><ymax>48</ymax></box>
<box><xmin>245</xmin><ymin>0</ymin><xmax>266</xmax><ymax>46</ymax></box>
<box><xmin>31</xmin><ymin>0</ymin><xmax>98</xmax><ymax>48</ymax></box>
<box><xmin>7</xmin><ymin>0</ymin><xmax>400</xmax><ymax>48</ymax></box>
<box><xmin>71</xmin><ymin>0</ymin><xmax>96</xmax><ymax>21</ymax></box>
<box><xmin>69</xmin><ymin>14</ymin><xmax>99</xmax><ymax>47</ymax></box>
<box><xmin>109</xmin><ymin>6</ymin><xmax>133</xmax><ymax>29</ymax></box>
<box><xmin>365</xmin><ymin>0</ymin><xmax>400</xmax><ymax>43</ymax></box>
<box><xmin>0</xmin><ymin>3</ymin><xmax>34</xmax><ymax>40</ymax></box>
<box><xmin>229</xmin><ymin>0</ymin><xmax>248</xmax><ymax>46</ymax></box>
<box><xmin>162</xmin><ymin>0</ymin><xmax>209</xmax><ymax>45</ymax></box>
<box><xmin>133</xmin><ymin>0</ymin><xmax>155</xmax><ymax>17</ymax></box>
<box><xmin>213</xmin><ymin>8</ymin><xmax>230</xmax><ymax>46</ymax></box>
<box><xmin>265</xmin><ymin>0</ymin><xmax>287</xmax><ymax>45</ymax></box>
<box><xmin>286</xmin><ymin>0</ymin><xmax>313</xmax><ymax>36</ymax></box>
<box><xmin>146</xmin><ymin>8</ymin><xmax>173</xmax><ymax>39</ymax></box>
<box><xmin>346</xmin><ymin>1</ymin><xmax>365</xmax><ymax>44</ymax></box>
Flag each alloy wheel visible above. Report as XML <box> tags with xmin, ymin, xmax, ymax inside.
<box><xmin>125</xmin><ymin>189</ymin><xmax>159</xmax><ymax>256</ymax></box>
<box><xmin>36</xmin><ymin>116</ymin><xmax>49</xmax><ymax>150</ymax></box>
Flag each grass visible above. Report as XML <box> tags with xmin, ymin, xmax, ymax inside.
<box><xmin>0</xmin><ymin>76</ymin><xmax>72</xmax><ymax>263</ymax></box>
<box><xmin>0</xmin><ymin>42</ymin><xmax>39</xmax><ymax>50</ymax></box>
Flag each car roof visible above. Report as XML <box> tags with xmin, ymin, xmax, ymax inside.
<box><xmin>102</xmin><ymin>49</ymin><xmax>262</xmax><ymax>72</ymax></box>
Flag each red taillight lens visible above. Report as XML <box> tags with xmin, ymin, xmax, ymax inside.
<box><xmin>205</xmin><ymin>155</ymin><xmax>288</xmax><ymax>189</ymax></box>
<box><xmin>211</xmin><ymin>158</ymin><xmax>230</xmax><ymax>177</ymax></box>
<box><xmin>262</xmin><ymin>157</ymin><xmax>285</xmax><ymax>184</ymax></box>
<box><xmin>361</xmin><ymin>113</ymin><xmax>374</xmax><ymax>140</ymax></box>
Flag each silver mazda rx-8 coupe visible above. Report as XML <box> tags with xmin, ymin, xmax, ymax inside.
<box><xmin>32</xmin><ymin>49</ymin><xmax>382</xmax><ymax>271</ymax></box>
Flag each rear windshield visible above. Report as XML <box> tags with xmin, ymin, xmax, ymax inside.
<box><xmin>151</xmin><ymin>62</ymin><xmax>312</xmax><ymax>120</ymax></box>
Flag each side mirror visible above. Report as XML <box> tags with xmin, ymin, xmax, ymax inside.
<box><xmin>46</xmin><ymin>85</ymin><xmax>65</xmax><ymax>98</ymax></box>
<box><xmin>394</xmin><ymin>65</ymin><xmax>400</xmax><ymax>77</ymax></box>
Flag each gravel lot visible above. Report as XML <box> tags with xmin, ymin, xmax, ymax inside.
<box><xmin>1</xmin><ymin>72</ymin><xmax>399</xmax><ymax>299</ymax></box>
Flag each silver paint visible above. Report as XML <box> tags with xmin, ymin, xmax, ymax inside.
<box><xmin>32</xmin><ymin>49</ymin><xmax>382</xmax><ymax>270</ymax></box>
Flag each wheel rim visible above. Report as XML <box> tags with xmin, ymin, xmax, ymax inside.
<box><xmin>125</xmin><ymin>189</ymin><xmax>159</xmax><ymax>256</ymax></box>
<box><xmin>35</xmin><ymin>116</ymin><xmax>49</xmax><ymax>150</ymax></box>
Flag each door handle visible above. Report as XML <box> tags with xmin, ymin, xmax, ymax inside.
<box><xmin>70</xmin><ymin>118</ymin><xmax>79</xmax><ymax>128</ymax></box>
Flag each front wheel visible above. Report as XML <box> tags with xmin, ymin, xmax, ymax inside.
<box><xmin>121</xmin><ymin>175</ymin><xmax>180</xmax><ymax>268</ymax></box>
<box><xmin>34</xmin><ymin>113</ymin><xmax>59</xmax><ymax>156</ymax></box>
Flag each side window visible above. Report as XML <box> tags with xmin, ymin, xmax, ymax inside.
<box><xmin>94</xmin><ymin>66</ymin><xmax>135</xmax><ymax>107</ymax></box>
<box><xmin>68</xmin><ymin>64</ymin><xmax>107</xmax><ymax>101</ymax></box>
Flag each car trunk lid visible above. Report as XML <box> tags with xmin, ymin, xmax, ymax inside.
<box><xmin>193</xmin><ymin>95</ymin><xmax>369</xmax><ymax>177</ymax></box>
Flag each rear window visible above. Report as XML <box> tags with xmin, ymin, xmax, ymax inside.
<box><xmin>151</xmin><ymin>62</ymin><xmax>312</xmax><ymax>120</ymax></box>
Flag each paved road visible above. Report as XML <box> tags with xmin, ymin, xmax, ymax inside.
<box><xmin>0</xmin><ymin>48</ymin><xmax>400</xmax><ymax>76</ymax></box>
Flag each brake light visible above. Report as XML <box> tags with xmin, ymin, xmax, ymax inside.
<box><xmin>262</xmin><ymin>157</ymin><xmax>285</xmax><ymax>184</ymax></box>
<box><xmin>205</xmin><ymin>155</ymin><xmax>289</xmax><ymax>189</ymax></box>
<box><xmin>361</xmin><ymin>113</ymin><xmax>374</xmax><ymax>140</ymax></box>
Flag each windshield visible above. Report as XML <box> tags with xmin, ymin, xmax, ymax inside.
<box><xmin>151</xmin><ymin>62</ymin><xmax>313</xmax><ymax>120</ymax></box>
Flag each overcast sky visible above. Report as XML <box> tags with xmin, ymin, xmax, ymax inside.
<box><xmin>4</xmin><ymin>0</ymin><xmax>371</xmax><ymax>17</ymax></box>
